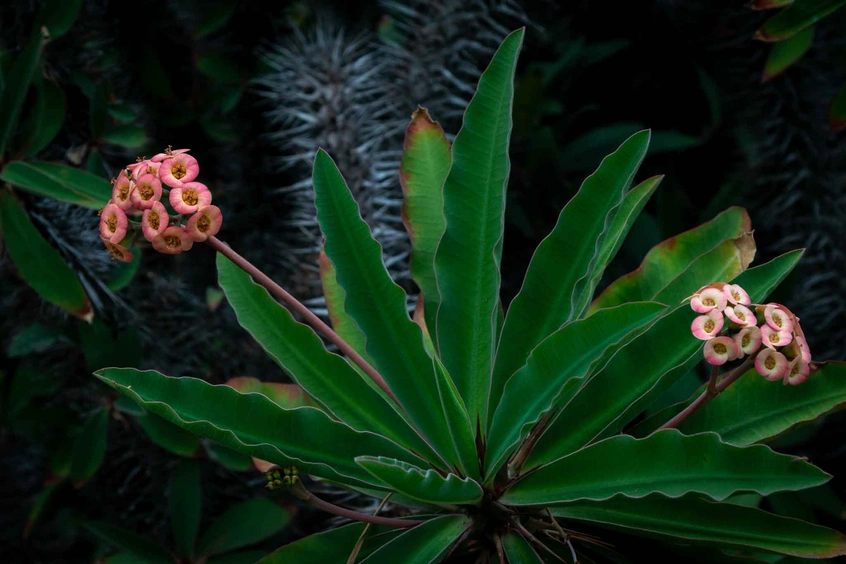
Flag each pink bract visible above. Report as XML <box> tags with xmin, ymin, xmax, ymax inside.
<box><xmin>764</xmin><ymin>304</ymin><xmax>794</xmax><ymax>333</ymax></box>
<box><xmin>755</xmin><ymin>348</ymin><xmax>789</xmax><ymax>381</ymax></box>
<box><xmin>761</xmin><ymin>325</ymin><xmax>793</xmax><ymax>349</ymax></box>
<box><xmin>103</xmin><ymin>240</ymin><xmax>134</xmax><ymax>262</ymax></box>
<box><xmin>142</xmin><ymin>201</ymin><xmax>170</xmax><ymax>242</ymax></box>
<box><xmin>152</xmin><ymin>226</ymin><xmax>194</xmax><ymax>255</ymax></box>
<box><xmin>186</xmin><ymin>205</ymin><xmax>223</xmax><ymax>242</ymax></box>
<box><xmin>734</xmin><ymin>326</ymin><xmax>762</xmax><ymax>356</ymax></box>
<box><xmin>112</xmin><ymin>170</ymin><xmax>134</xmax><ymax>211</ymax></box>
<box><xmin>159</xmin><ymin>153</ymin><xmax>199</xmax><ymax>188</ymax></box>
<box><xmin>722</xmin><ymin>283</ymin><xmax>751</xmax><ymax>305</ymax></box>
<box><xmin>99</xmin><ymin>202</ymin><xmax>128</xmax><ymax>244</ymax></box>
<box><xmin>130</xmin><ymin>173</ymin><xmax>163</xmax><ymax>210</ymax></box>
<box><xmin>691</xmin><ymin>287</ymin><xmax>728</xmax><ymax>313</ymax></box>
<box><xmin>725</xmin><ymin>304</ymin><xmax>756</xmax><ymax>327</ymax></box>
<box><xmin>691</xmin><ymin>309</ymin><xmax>724</xmax><ymax>341</ymax></box>
<box><xmin>704</xmin><ymin>336</ymin><xmax>739</xmax><ymax>366</ymax></box>
<box><xmin>170</xmin><ymin>182</ymin><xmax>212</xmax><ymax>214</ymax></box>
<box><xmin>785</xmin><ymin>357</ymin><xmax>810</xmax><ymax>386</ymax></box>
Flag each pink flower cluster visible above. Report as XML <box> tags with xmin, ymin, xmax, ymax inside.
<box><xmin>98</xmin><ymin>147</ymin><xmax>222</xmax><ymax>261</ymax></box>
<box><xmin>689</xmin><ymin>283</ymin><xmax>812</xmax><ymax>385</ymax></box>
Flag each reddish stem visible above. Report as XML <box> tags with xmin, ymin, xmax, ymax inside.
<box><xmin>290</xmin><ymin>481</ymin><xmax>422</xmax><ymax>528</ymax></box>
<box><xmin>658</xmin><ymin>354</ymin><xmax>756</xmax><ymax>431</ymax></box>
<box><xmin>206</xmin><ymin>236</ymin><xmax>398</xmax><ymax>404</ymax></box>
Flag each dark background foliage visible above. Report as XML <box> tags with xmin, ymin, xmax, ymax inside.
<box><xmin>1</xmin><ymin>0</ymin><xmax>844</xmax><ymax>562</ymax></box>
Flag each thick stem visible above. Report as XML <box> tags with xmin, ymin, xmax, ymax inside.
<box><xmin>290</xmin><ymin>480</ymin><xmax>422</xmax><ymax>528</ymax></box>
<box><xmin>658</xmin><ymin>354</ymin><xmax>756</xmax><ymax>431</ymax></box>
<box><xmin>206</xmin><ymin>236</ymin><xmax>398</xmax><ymax>404</ymax></box>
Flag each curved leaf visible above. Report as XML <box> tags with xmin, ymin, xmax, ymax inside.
<box><xmin>678</xmin><ymin>362</ymin><xmax>846</xmax><ymax>446</ymax></box>
<box><xmin>491</xmin><ymin>131</ymin><xmax>651</xmax><ymax>428</ymax></box>
<box><xmin>223</xmin><ymin>377</ymin><xmax>312</xmax><ymax>409</ymax></box>
<box><xmin>205</xmin><ymin>442</ymin><xmax>254</xmax><ymax>472</ymax></box>
<box><xmin>432</xmin><ymin>357</ymin><xmax>478</xmax><ymax>478</ymax></box>
<box><xmin>590</xmin><ymin>207</ymin><xmax>751</xmax><ymax>312</ymax></box>
<box><xmin>551</xmin><ymin>495</ymin><xmax>846</xmax><ymax>559</ymax></box>
<box><xmin>259</xmin><ymin>523</ymin><xmax>397</xmax><ymax>563</ymax></box>
<box><xmin>312</xmin><ymin>149</ymin><xmax>456</xmax><ymax>470</ymax></box>
<box><xmin>1</xmin><ymin>161</ymin><xmax>103</xmax><ymax>208</ymax></box>
<box><xmin>502</xmin><ymin>532</ymin><xmax>542</xmax><ymax>563</ymax></box>
<box><xmin>102</xmin><ymin>125</ymin><xmax>147</xmax><ymax>148</ymax></box>
<box><xmin>356</xmin><ymin>456</ymin><xmax>483</xmax><ymax>505</ymax></box>
<box><xmin>485</xmin><ymin>302</ymin><xmax>666</xmax><ymax>478</ymax></box>
<box><xmin>755</xmin><ymin>0</ymin><xmax>846</xmax><ymax>42</ymax></box>
<box><xmin>502</xmin><ymin>431</ymin><xmax>829</xmax><ymax>506</ymax></box>
<box><xmin>171</xmin><ymin>459</ymin><xmax>201</xmax><ymax>559</ymax></box>
<box><xmin>0</xmin><ymin>31</ymin><xmax>42</xmax><ymax>157</ymax></box>
<box><xmin>360</xmin><ymin>515</ymin><xmax>470</xmax><ymax>564</ymax></box>
<box><xmin>198</xmin><ymin>499</ymin><xmax>290</xmax><ymax>557</ymax></box>
<box><xmin>762</xmin><ymin>25</ymin><xmax>814</xmax><ymax>82</ymax></box>
<box><xmin>218</xmin><ymin>254</ymin><xmax>440</xmax><ymax>465</ymax></box>
<box><xmin>400</xmin><ymin>107</ymin><xmax>451</xmax><ymax>337</ymax></box>
<box><xmin>0</xmin><ymin>192</ymin><xmax>92</xmax><ymax>319</ymax></box>
<box><xmin>319</xmin><ymin>249</ymin><xmax>370</xmax><ymax>362</ymax></box>
<box><xmin>26</xmin><ymin>161</ymin><xmax>112</xmax><ymax>205</ymax></box>
<box><xmin>527</xmin><ymin>250</ymin><xmax>803</xmax><ymax>467</ymax></box>
<box><xmin>433</xmin><ymin>29</ymin><xmax>524</xmax><ymax>425</ymax></box>
<box><xmin>37</xmin><ymin>0</ymin><xmax>83</xmax><ymax>38</ymax></box>
<box><xmin>96</xmin><ymin>368</ymin><xmax>424</xmax><ymax>489</ymax></box>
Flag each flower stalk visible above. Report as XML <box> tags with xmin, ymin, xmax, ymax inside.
<box><xmin>288</xmin><ymin>479</ymin><xmax>422</xmax><ymax>528</ymax></box>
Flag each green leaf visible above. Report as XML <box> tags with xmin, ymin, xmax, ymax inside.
<box><xmin>319</xmin><ymin>248</ymin><xmax>371</xmax><ymax>362</ymax></box>
<box><xmin>755</xmin><ymin>0</ymin><xmax>846</xmax><ymax>41</ymax></box>
<box><xmin>432</xmin><ymin>29</ymin><xmax>524</xmax><ymax>425</ymax></box>
<box><xmin>432</xmin><ymin>357</ymin><xmax>478</xmax><ymax>478</ymax></box>
<box><xmin>223</xmin><ymin>377</ymin><xmax>312</xmax><ymax>409</ymax></box>
<box><xmin>171</xmin><ymin>459</ymin><xmax>201</xmax><ymax>559</ymax></box>
<box><xmin>1</xmin><ymin>161</ymin><xmax>99</xmax><ymax>207</ymax></box>
<box><xmin>85</xmin><ymin>522</ymin><xmax>174</xmax><ymax>564</ymax></box>
<box><xmin>108</xmin><ymin>103</ymin><xmax>138</xmax><ymax>123</ymax></box>
<box><xmin>312</xmin><ymin>149</ymin><xmax>457</xmax><ymax>470</ymax></box>
<box><xmin>27</xmin><ymin>161</ymin><xmax>113</xmax><ymax>205</ymax></box>
<box><xmin>399</xmin><ymin>107</ymin><xmax>451</xmax><ymax>337</ymax></box>
<box><xmin>198</xmin><ymin>499</ymin><xmax>289</xmax><ymax>557</ymax></box>
<box><xmin>24</xmin><ymin>78</ymin><xmax>66</xmax><ymax>157</ymax></box>
<box><xmin>137</xmin><ymin>412</ymin><xmax>202</xmax><ymax>457</ymax></box>
<box><xmin>502</xmin><ymin>531</ymin><xmax>542</xmax><ymax>563</ymax></box>
<box><xmin>107</xmin><ymin>247</ymin><xmax>141</xmax><ymax>291</ymax></box>
<box><xmin>102</xmin><ymin>125</ymin><xmax>147</xmax><ymax>148</ymax></box>
<box><xmin>259</xmin><ymin>523</ymin><xmax>396</xmax><ymax>563</ymax></box>
<box><xmin>831</xmin><ymin>81</ymin><xmax>846</xmax><ymax>132</ymax></box>
<box><xmin>651</xmin><ymin>233</ymin><xmax>756</xmax><ymax>306</ymax></box>
<box><xmin>551</xmin><ymin>495</ymin><xmax>846</xmax><ymax>559</ymax></box>
<box><xmin>0</xmin><ymin>31</ymin><xmax>42</xmax><ymax>157</ymax></box>
<box><xmin>360</xmin><ymin>515</ymin><xmax>470</xmax><ymax>563</ymax></box>
<box><xmin>678</xmin><ymin>362</ymin><xmax>846</xmax><ymax>446</ymax></box>
<box><xmin>24</xmin><ymin>479</ymin><xmax>64</xmax><ymax>539</ymax></box>
<box><xmin>356</xmin><ymin>456</ymin><xmax>484</xmax><ymax>505</ymax></box>
<box><xmin>195</xmin><ymin>1</ymin><xmax>237</xmax><ymax>37</ymax></box>
<box><xmin>217</xmin><ymin>254</ymin><xmax>439</xmax><ymax>465</ymax></box>
<box><xmin>503</xmin><ymin>431</ymin><xmax>829</xmax><ymax>506</ymax></box>
<box><xmin>0</xmin><ymin>192</ymin><xmax>92</xmax><ymax>319</ymax></box>
<box><xmin>69</xmin><ymin>408</ymin><xmax>109</xmax><ymax>484</ymax></box>
<box><xmin>485</xmin><ymin>302</ymin><xmax>666</xmax><ymax>478</ymax></box>
<box><xmin>7</xmin><ymin>323</ymin><xmax>71</xmax><ymax>357</ymax></box>
<box><xmin>96</xmin><ymin>368</ymin><xmax>423</xmax><ymax>488</ymax></box>
<box><xmin>590</xmin><ymin>207</ymin><xmax>751</xmax><ymax>312</ymax></box>
<box><xmin>491</xmin><ymin>131</ymin><xmax>651</xmax><ymax>426</ymax></box>
<box><xmin>527</xmin><ymin>251</ymin><xmax>803</xmax><ymax>466</ymax></box>
<box><xmin>762</xmin><ymin>25</ymin><xmax>814</xmax><ymax>82</ymax></box>
<box><xmin>205</xmin><ymin>442</ymin><xmax>254</xmax><ymax>472</ymax></box>
<box><xmin>37</xmin><ymin>0</ymin><xmax>83</xmax><ymax>38</ymax></box>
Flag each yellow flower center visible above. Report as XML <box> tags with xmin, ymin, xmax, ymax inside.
<box><xmin>768</xmin><ymin>332</ymin><xmax>780</xmax><ymax>344</ymax></box>
<box><xmin>106</xmin><ymin>213</ymin><xmax>117</xmax><ymax>233</ymax></box>
<box><xmin>732</xmin><ymin>290</ymin><xmax>741</xmax><ymax>302</ymax></box>
<box><xmin>791</xmin><ymin>364</ymin><xmax>799</xmax><ymax>376</ymax></box>
<box><xmin>164</xmin><ymin>235</ymin><xmax>181</xmax><ymax>249</ymax></box>
<box><xmin>703</xmin><ymin>297</ymin><xmax>715</xmax><ymax>307</ymax></box>
<box><xmin>741</xmin><ymin>334</ymin><xmax>750</xmax><ymax>347</ymax></box>
<box><xmin>172</xmin><ymin>163</ymin><xmax>187</xmax><ymax>179</ymax></box>
<box><xmin>118</xmin><ymin>184</ymin><xmax>129</xmax><ymax>201</ymax></box>
<box><xmin>773</xmin><ymin>314</ymin><xmax>783</xmax><ymax>328</ymax></box>
<box><xmin>736</xmin><ymin>310</ymin><xmax>746</xmax><ymax>322</ymax></box>
<box><xmin>197</xmin><ymin>214</ymin><xmax>211</xmax><ymax>232</ymax></box>
<box><xmin>182</xmin><ymin>188</ymin><xmax>199</xmax><ymax>206</ymax></box>
<box><xmin>704</xmin><ymin>320</ymin><xmax>715</xmax><ymax>333</ymax></box>
<box><xmin>148</xmin><ymin>211</ymin><xmax>160</xmax><ymax>230</ymax></box>
<box><xmin>714</xmin><ymin>343</ymin><xmax>727</xmax><ymax>354</ymax></box>
<box><xmin>139</xmin><ymin>183</ymin><xmax>154</xmax><ymax>201</ymax></box>
<box><xmin>765</xmin><ymin>356</ymin><xmax>776</xmax><ymax>370</ymax></box>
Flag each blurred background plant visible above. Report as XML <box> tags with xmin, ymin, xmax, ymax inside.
<box><xmin>1</xmin><ymin>0</ymin><xmax>845</xmax><ymax>562</ymax></box>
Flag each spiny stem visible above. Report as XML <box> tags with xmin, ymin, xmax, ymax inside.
<box><xmin>289</xmin><ymin>480</ymin><xmax>422</xmax><ymax>528</ymax></box>
<box><xmin>206</xmin><ymin>237</ymin><xmax>398</xmax><ymax>404</ymax></box>
<box><xmin>658</xmin><ymin>354</ymin><xmax>757</xmax><ymax>431</ymax></box>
